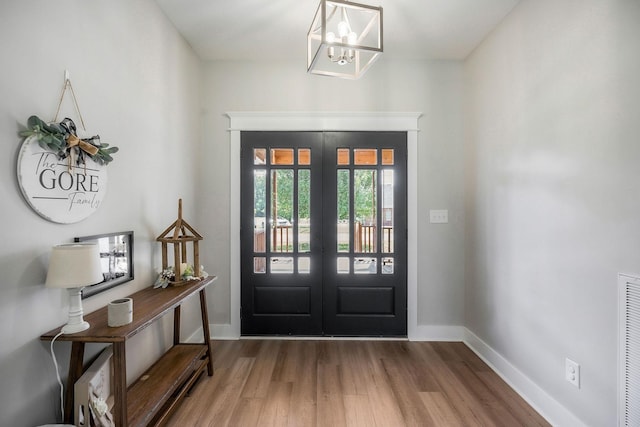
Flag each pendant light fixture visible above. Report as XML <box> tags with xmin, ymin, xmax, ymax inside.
<box><xmin>307</xmin><ymin>0</ymin><xmax>383</xmax><ymax>79</ymax></box>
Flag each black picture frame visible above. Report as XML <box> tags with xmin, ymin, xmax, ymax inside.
<box><xmin>74</xmin><ymin>231</ymin><xmax>134</xmax><ymax>298</ymax></box>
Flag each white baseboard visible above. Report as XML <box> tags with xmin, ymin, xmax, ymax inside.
<box><xmin>463</xmin><ymin>328</ymin><xmax>586</xmax><ymax>427</ymax></box>
<box><xmin>184</xmin><ymin>327</ymin><xmax>204</xmax><ymax>343</ymax></box>
<box><xmin>184</xmin><ymin>323</ymin><xmax>238</xmax><ymax>342</ymax></box>
<box><xmin>204</xmin><ymin>323</ymin><xmax>466</xmax><ymax>342</ymax></box>
<box><xmin>210</xmin><ymin>323</ymin><xmax>239</xmax><ymax>339</ymax></box>
<box><xmin>409</xmin><ymin>324</ymin><xmax>466</xmax><ymax>341</ymax></box>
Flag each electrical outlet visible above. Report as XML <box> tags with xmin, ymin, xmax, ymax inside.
<box><xmin>565</xmin><ymin>358</ymin><xmax>580</xmax><ymax>388</ymax></box>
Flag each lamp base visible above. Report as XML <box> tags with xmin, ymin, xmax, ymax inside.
<box><xmin>61</xmin><ymin>321</ymin><xmax>90</xmax><ymax>334</ymax></box>
<box><xmin>62</xmin><ymin>287</ymin><xmax>90</xmax><ymax>334</ymax></box>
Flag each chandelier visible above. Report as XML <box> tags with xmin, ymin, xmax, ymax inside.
<box><xmin>307</xmin><ymin>0</ymin><xmax>383</xmax><ymax>79</ymax></box>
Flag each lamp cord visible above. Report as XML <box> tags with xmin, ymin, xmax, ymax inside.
<box><xmin>50</xmin><ymin>331</ymin><xmax>65</xmax><ymax>422</ymax></box>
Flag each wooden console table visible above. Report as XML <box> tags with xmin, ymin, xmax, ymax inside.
<box><xmin>41</xmin><ymin>276</ymin><xmax>216</xmax><ymax>426</ymax></box>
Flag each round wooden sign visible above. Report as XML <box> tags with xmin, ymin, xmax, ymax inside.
<box><xmin>17</xmin><ymin>136</ymin><xmax>108</xmax><ymax>223</ymax></box>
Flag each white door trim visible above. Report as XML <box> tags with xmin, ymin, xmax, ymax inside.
<box><xmin>227</xmin><ymin>111</ymin><xmax>421</xmax><ymax>339</ymax></box>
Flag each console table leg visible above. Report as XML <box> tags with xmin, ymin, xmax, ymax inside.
<box><xmin>199</xmin><ymin>289</ymin><xmax>214</xmax><ymax>376</ymax></box>
<box><xmin>64</xmin><ymin>342</ymin><xmax>85</xmax><ymax>423</ymax></box>
<box><xmin>112</xmin><ymin>342</ymin><xmax>128</xmax><ymax>426</ymax></box>
<box><xmin>173</xmin><ymin>306</ymin><xmax>181</xmax><ymax>345</ymax></box>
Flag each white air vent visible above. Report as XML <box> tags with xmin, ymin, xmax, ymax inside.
<box><xmin>619</xmin><ymin>273</ymin><xmax>640</xmax><ymax>426</ymax></box>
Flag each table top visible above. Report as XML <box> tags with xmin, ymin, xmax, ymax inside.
<box><xmin>40</xmin><ymin>276</ymin><xmax>216</xmax><ymax>343</ymax></box>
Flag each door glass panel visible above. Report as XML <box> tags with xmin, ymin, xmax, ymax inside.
<box><xmin>337</xmin><ymin>148</ymin><xmax>350</xmax><ymax>165</ymax></box>
<box><xmin>354</xmin><ymin>149</ymin><xmax>377</xmax><ymax>165</ymax></box>
<box><xmin>337</xmin><ymin>257</ymin><xmax>350</xmax><ymax>274</ymax></box>
<box><xmin>299</xmin><ymin>257</ymin><xmax>310</xmax><ymax>274</ymax></box>
<box><xmin>337</xmin><ymin>169</ymin><xmax>350</xmax><ymax>252</ymax></box>
<box><xmin>354</xmin><ymin>257</ymin><xmax>377</xmax><ymax>274</ymax></box>
<box><xmin>298</xmin><ymin>169</ymin><xmax>310</xmax><ymax>252</ymax></box>
<box><xmin>381</xmin><ymin>149</ymin><xmax>394</xmax><ymax>165</ymax></box>
<box><xmin>254</xmin><ymin>257</ymin><xmax>266</xmax><ymax>273</ymax></box>
<box><xmin>354</xmin><ymin>169</ymin><xmax>377</xmax><ymax>253</ymax></box>
<box><xmin>271</xmin><ymin>169</ymin><xmax>293</xmax><ymax>252</ymax></box>
<box><xmin>298</xmin><ymin>149</ymin><xmax>310</xmax><ymax>165</ymax></box>
<box><xmin>271</xmin><ymin>148</ymin><xmax>294</xmax><ymax>165</ymax></box>
<box><xmin>270</xmin><ymin>257</ymin><xmax>293</xmax><ymax>274</ymax></box>
<box><xmin>254</xmin><ymin>170</ymin><xmax>266</xmax><ymax>253</ymax></box>
<box><xmin>254</xmin><ymin>148</ymin><xmax>266</xmax><ymax>165</ymax></box>
<box><xmin>382</xmin><ymin>169</ymin><xmax>393</xmax><ymax>253</ymax></box>
<box><xmin>382</xmin><ymin>257</ymin><xmax>394</xmax><ymax>274</ymax></box>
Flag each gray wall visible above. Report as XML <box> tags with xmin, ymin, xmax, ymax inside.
<box><xmin>464</xmin><ymin>0</ymin><xmax>640</xmax><ymax>424</ymax></box>
<box><xmin>0</xmin><ymin>1</ymin><xmax>202</xmax><ymax>425</ymax></box>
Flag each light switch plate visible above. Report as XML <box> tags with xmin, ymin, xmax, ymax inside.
<box><xmin>429</xmin><ymin>209</ymin><xmax>448</xmax><ymax>224</ymax></box>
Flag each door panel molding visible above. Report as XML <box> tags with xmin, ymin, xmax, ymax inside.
<box><xmin>228</xmin><ymin>112</ymin><xmax>421</xmax><ymax>339</ymax></box>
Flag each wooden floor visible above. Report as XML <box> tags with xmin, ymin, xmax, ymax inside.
<box><xmin>166</xmin><ymin>340</ymin><xmax>550</xmax><ymax>427</ymax></box>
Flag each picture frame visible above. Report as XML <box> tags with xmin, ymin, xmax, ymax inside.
<box><xmin>74</xmin><ymin>231</ymin><xmax>134</xmax><ymax>298</ymax></box>
<box><xmin>74</xmin><ymin>345</ymin><xmax>114</xmax><ymax>425</ymax></box>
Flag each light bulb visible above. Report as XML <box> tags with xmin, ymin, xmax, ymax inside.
<box><xmin>326</xmin><ymin>32</ymin><xmax>336</xmax><ymax>43</ymax></box>
<box><xmin>338</xmin><ymin>21</ymin><xmax>349</xmax><ymax>38</ymax></box>
<box><xmin>327</xmin><ymin>46</ymin><xmax>336</xmax><ymax>60</ymax></box>
<box><xmin>347</xmin><ymin>49</ymin><xmax>355</xmax><ymax>62</ymax></box>
<box><xmin>348</xmin><ymin>32</ymin><xmax>357</xmax><ymax>45</ymax></box>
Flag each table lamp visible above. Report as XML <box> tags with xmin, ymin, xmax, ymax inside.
<box><xmin>46</xmin><ymin>243</ymin><xmax>103</xmax><ymax>334</ymax></box>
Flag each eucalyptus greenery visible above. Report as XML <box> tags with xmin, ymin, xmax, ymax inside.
<box><xmin>20</xmin><ymin>115</ymin><xmax>119</xmax><ymax>165</ymax></box>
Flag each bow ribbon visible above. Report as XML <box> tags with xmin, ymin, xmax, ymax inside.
<box><xmin>67</xmin><ymin>134</ymin><xmax>99</xmax><ymax>156</ymax></box>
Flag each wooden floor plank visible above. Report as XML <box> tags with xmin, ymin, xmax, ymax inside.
<box><xmin>226</xmin><ymin>398</ymin><xmax>263</xmax><ymax>427</ymax></box>
<box><xmin>477</xmin><ymin>371</ymin><xmax>551</xmax><ymax>427</ymax></box>
<box><xmin>343</xmin><ymin>395</ymin><xmax>376</xmax><ymax>427</ymax></box>
<box><xmin>241</xmin><ymin>340</ymin><xmax>280</xmax><ymax>399</ymax></box>
<box><xmin>317</xmin><ymin>363</ymin><xmax>347</xmax><ymax>427</ymax></box>
<box><xmin>166</xmin><ymin>358</ymin><xmax>227</xmax><ymax>427</ymax></box>
<box><xmin>449</xmin><ymin>341</ymin><xmax>494</xmax><ymax>373</ymax></box>
<box><xmin>398</xmin><ymin>341</ymin><xmax>442</xmax><ymax>392</ymax></box>
<box><xmin>380</xmin><ymin>357</ymin><xmax>437</xmax><ymax>426</ymax></box>
<box><xmin>289</xmin><ymin>341</ymin><xmax>318</xmax><ymax>426</ymax></box>
<box><xmin>166</xmin><ymin>340</ymin><xmax>550</xmax><ymax>427</ymax></box>
<box><xmin>196</xmin><ymin>357</ymin><xmax>255</xmax><ymax>426</ymax></box>
<box><xmin>338</xmin><ymin>341</ymin><xmax>373</xmax><ymax>396</ymax></box>
<box><xmin>448</xmin><ymin>360</ymin><xmax>524</xmax><ymax>427</ymax></box>
<box><xmin>256</xmin><ymin>380</ymin><xmax>293</xmax><ymax>426</ymax></box>
<box><xmin>271</xmin><ymin>341</ymin><xmax>297</xmax><ymax>383</ymax></box>
<box><xmin>419</xmin><ymin>391</ymin><xmax>466</xmax><ymax>427</ymax></box>
<box><xmin>287</xmin><ymin>397</ymin><xmax>316</xmax><ymax>427</ymax></box>
<box><xmin>360</xmin><ymin>343</ymin><xmax>408</xmax><ymax>427</ymax></box>
<box><xmin>393</xmin><ymin>342</ymin><xmax>498</xmax><ymax>426</ymax></box>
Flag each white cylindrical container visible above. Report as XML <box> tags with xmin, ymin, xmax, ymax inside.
<box><xmin>108</xmin><ymin>298</ymin><xmax>133</xmax><ymax>327</ymax></box>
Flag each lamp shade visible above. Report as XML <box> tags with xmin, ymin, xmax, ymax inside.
<box><xmin>45</xmin><ymin>243</ymin><xmax>103</xmax><ymax>289</ymax></box>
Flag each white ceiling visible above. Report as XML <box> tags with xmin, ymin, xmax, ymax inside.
<box><xmin>155</xmin><ymin>0</ymin><xmax>521</xmax><ymax>61</ymax></box>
